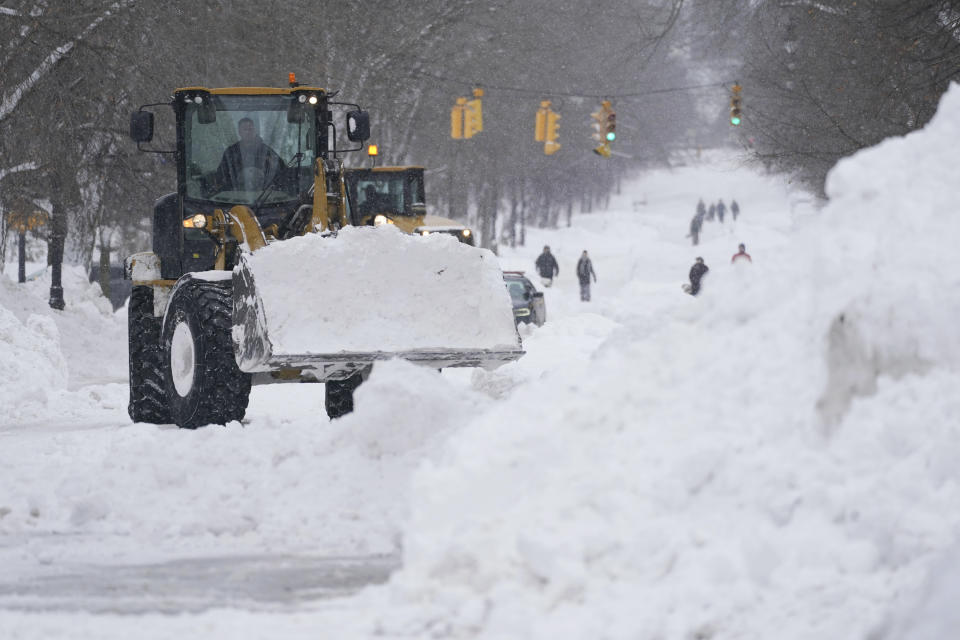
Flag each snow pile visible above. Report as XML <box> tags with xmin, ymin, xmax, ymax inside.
<box><xmin>0</xmin><ymin>303</ymin><xmax>66</xmax><ymax>418</ymax></box>
<box><xmin>812</xmin><ymin>87</ymin><xmax>960</xmax><ymax>424</ymax></box>
<box><xmin>0</xmin><ymin>360</ymin><xmax>486</xmax><ymax>560</ymax></box>
<box><xmin>0</xmin><ymin>265</ymin><xmax>126</xmax><ymax>423</ymax></box>
<box><xmin>358</xmin><ymin>87</ymin><xmax>960</xmax><ymax>638</ymax></box>
<box><xmin>241</xmin><ymin>225</ymin><xmax>518</xmax><ymax>353</ymax></box>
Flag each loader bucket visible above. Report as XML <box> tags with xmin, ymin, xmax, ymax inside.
<box><xmin>231</xmin><ymin>226</ymin><xmax>523</xmax><ymax>380</ymax></box>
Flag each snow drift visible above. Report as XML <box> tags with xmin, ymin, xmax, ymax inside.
<box><xmin>362</xmin><ymin>85</ymin><xmax>960</xmax><ymax>639</ymax></box>
<box><xmin>3</xmin><ymin>85</ymin><xmax>960</xmax><ymax>639</ymax></box>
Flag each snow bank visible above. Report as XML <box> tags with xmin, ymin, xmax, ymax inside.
<box><xmin>0</xmin><ymin>304</ymin><xmax>66</xmax><ymax>419</ymax></box>
<box><xmin>240</xmin><ymin>225</ymin><xmax>518</xmax><ymax>353</ymax></box>
<box><xmin>0</xmin><ymin>359</ymin><xmax>486</xmax><ymax>560</ymax></box>
<box><xmin>359</xmin><ymin>86</ymin><xmax>960</xmax><ymax>639</ymax></box>
<box><xmin>813</xmin><ymin>84</ymin><xmax>960</xmax><ymax>424</ymax></box>
<box><xmin>0</xmin><ymin>265</ymin><xmax>126</xmax><ymax>422</ymax></box>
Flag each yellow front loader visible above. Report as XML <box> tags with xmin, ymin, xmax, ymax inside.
<box><xmin>344</xmin><ymin>166</ymin><xmax>475</xmax><ymax>244</ymax></box>
<box><xmin>124</xmin><ymin>82</ymin><xmax>522</xmax><ymax>428</ymax></box>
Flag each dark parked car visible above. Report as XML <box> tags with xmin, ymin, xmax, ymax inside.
<box><xmin>503</xmin><ymin>271</ymin><xmax>545</xmax><ymax>326</ymax></box>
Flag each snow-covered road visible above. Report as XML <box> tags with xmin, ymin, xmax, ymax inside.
<box><xmin>3</xmin><ymin>84</ymin><xmax>960</xmax><ymax>638</ymax></box>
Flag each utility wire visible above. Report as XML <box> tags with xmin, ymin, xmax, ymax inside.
<box><xmin>412</xmin><ymin>68</ymin><xmax>726</xmax><ymax>101</ymax></box>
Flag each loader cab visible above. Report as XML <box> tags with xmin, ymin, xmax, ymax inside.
<box><xmin>344</xmin><ymin>166</ymin><xmax>426</xmax><ymax>228</ymax></box>
<box><xmin>130</xmin><ymin>85</ymin><xmax>369</xmax><ymax>279</ymax></box>
<box><xmin>178</xmin><ymin>88</ymin><xmax>329</xmax><ymax>231</ymax></box>
<box><xmin>344</xmin><ymin>166</ymin><xmax>475</xmax><ymax>245</ymax></box>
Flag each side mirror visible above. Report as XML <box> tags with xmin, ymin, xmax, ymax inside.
<box><xmin>532</xmin><ymin>291</ymin><xmax>544</xmax><ymax>299</ymax></box>
<box><xmin>130</xmin><ymin>111</ymin><xmax>154</xmax><ymax>143</ymax></box>
<box><xmin>346</xmin><ymin>110</ymin><xmax>370</xmax><ymax>142</ymax></box>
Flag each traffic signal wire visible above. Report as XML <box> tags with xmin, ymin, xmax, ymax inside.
<box><xmin>413</xmin><ymin>68</ymin><xmax>726</xmax><ymax>101</ymax></box>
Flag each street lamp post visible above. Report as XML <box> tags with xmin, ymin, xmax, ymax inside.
<box><xmin>8</xmin><ymin>208</ymin><xmax>48</xmax><ymax>285</ymax></box>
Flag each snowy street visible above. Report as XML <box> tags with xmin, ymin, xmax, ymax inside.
<box><xmin>3</xmin><ymin>85</ymin><xmax>960</xmax><ymax>638</ymax></box>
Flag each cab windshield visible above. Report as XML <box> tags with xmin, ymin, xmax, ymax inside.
<box><xmin>352</xmin><ymin>172</ymin><xmax>425</xmax><ymax>217</ymax></box>
<box><xmin>184</xmin><ymin>95</ymin><xmax>317</xmax><ymax>205</ymax></box>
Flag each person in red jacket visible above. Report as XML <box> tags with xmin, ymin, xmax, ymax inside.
<box><xmin>731</xmin><ymin>243</ymin><xmax>752</xmax><ymax>264</ymax></box>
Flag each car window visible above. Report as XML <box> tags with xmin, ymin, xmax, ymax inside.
<box><xmin>505</xmin><ymin>281</ymin><xmax>528</xmax><ymax>302</ymax></box>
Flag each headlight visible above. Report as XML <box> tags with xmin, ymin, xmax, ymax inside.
<box><xmin>183</xmin><ymin>214</ymin><xmax>207</xmax><ymax>228</ymax></box>
<box><xmin>514</xmin><ymin>308</ymin><xmax>531</xmax><ymax>316</ymax></box>
<box><xmin>461</xmin><ymin>229</ymin><xmax>472</xmax><ymax>237</ymax></box>
<box><xmin>421</xmin><ymin>230</ymin><xmax>430</xmax><ymax>236</ymax></box>
<box><xmin>374</xmin><ymin>214</ymin><xmax>387</xmax><ymax>226</ymax></box>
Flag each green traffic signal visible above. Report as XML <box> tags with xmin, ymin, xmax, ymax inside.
<box><xmin>731</xmin><ymin>116</ymin><xmax>741</xmax><ymax>126</ymax></box>
<box><xmin>605</xmin><ymin>131</ymin><xmax>616</xmax><ymax>141</ymax></box>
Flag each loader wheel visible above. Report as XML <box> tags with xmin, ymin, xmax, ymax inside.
<box><xmin>161</xmin><ymin>279</ymin><xmax>251</xmax><ymax>429</ymax></box>
<box><xmin>128</xmin><ymin>286</ymin><xmax>171</xmax><ymax>424</ymax></box>
<box><xmin>325</xmin><ymin>372</ymin><xmax>363</xmax><ymax>419</ymax></box>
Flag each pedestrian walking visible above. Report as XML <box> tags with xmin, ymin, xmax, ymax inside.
<box><xmin>686</xmin><ymin>257</ymin><xmax>709</xmax><ymax>296</ymax></box>
<box><xmin>707</xmin><ymin>203</ymin><xmax>716</xmax><ymax>221</ymax></box>
<box><xmin>576</xmin><ymin>250</ymin><xmax>597</xmax><ymax>301</ymax></box>
<box><xmin>696</xmin><ymin>198</ymin><xmax>706</xmax><ymax>220</ymax></box>
<box><xmin>535</xmin><ymin>245</ymin><xmax>559</xmax><ymax>287</ymax></box>
<box><xmin>717</xmin><ymin>199</ymin><xmax>726</xmax><ymax>223</ymax></box>
<box><xmin>689</xmin><ymin>213</ymin><xmax>703</xmax><ymax>246</ymax></box>
<box><xmin>731</xmin><ymin>199</ymin><xmax>740</xmax><ymax>221</ymax></box>
<box><xmin>731</xmin><ymin>243</ymin><xmax>752</xmax><ymax>264</ymax></box>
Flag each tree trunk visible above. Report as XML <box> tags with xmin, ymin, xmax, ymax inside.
<box><xmin>519</xmin><ymin>178</ymin><xmax>527</xmax><ymax>247</ymax></box>
<box><xmin>98</xmin><ymin>242</ymin><xmax>111</xmax><ymax>300</ymax></box>
<box><xmin>49</xmin><ymin>208</ymin><xmax>66</xmax><ymax>310</ymax></box>
<box><xmin>18</xmin><ymin>230</ymin><xmax>26</xmax><ymax>284</ymax></box>
<box><xmin>508</xmin><ymin>192</ymin><xmax>517</xmax><ymax>248</ymax></box>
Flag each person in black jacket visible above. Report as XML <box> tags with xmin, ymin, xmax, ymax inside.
<box><xmin>535</xmin><ymin>245</ymin><xmax>559</xmax><ymax>287</ymax></box>
<box><xmin>576</xmin><ymin>250</ymin><xmax>597</xmax><ymax>301</ymax></box>
<box><xmin>689</xmin><ymin>212</ymin><xmax>703</xmax><ymax>246</ymax></box>
<box><xmin>209</xmin><ymin>117</ymin><xmax>285</xmax><ymax>194</ymax></box>
<box><xmin>687</xmin><ymin>257</ymin><xmax>709</xmax><ymax>296</ymax></box>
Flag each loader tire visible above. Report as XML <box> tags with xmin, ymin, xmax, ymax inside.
<box><xmin>325</xmin><ymin>372</ymin><xmax>363</xmax><ymax>419</ymax></box>
<box><xmin>161</xmin><ymin>279</ymin><xmax>251</xmax><ymax>429</ymax></box>
<box><xmin>128</xmin><ymin>285</ymin><xmax>171</xmax><ymax>424</ymax></box>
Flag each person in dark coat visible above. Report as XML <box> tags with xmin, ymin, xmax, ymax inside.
<box><xmin>209</xmin><ymin>117</ymin><xmax>285</xmax><ymax>194</ymax></box>
<box><xmin>707</xmin><ymin>203</ymin><xmax>716</xmax><ymax>221</ymax></box>
<box><xmin>535</xmin><ymin>245</ymin><xmax>559</xmax><ymax>287</ymax></box>
<box><xmin>687</xmin><ymin>257</ymin><xmax>709</xmax><ymax>295</ymax></box>
<box><xmin>717</xmin><ymin>199</ymin><xmax>726</xmax><ymax>223</ymax></box>
<box><xmin>689</xmin><ymin>213</ymin><xmax>703</xmax><ymax>246</ymax></box>
<box><xmin>696</xmin><ymin>198</ymin><xmax>706</xmax><ymax>220</ymax></box>
<box><xmin>731</xmin><ymin>199</ymin><xmax>740</xmax><ymax>221</ymax></box>
<box><xmin>576</xmin><ymin>250</ymin><xmax>597</xmax><ymax>301</ymax></box>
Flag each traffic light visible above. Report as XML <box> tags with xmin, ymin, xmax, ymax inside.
<box><xmin>465</xmin><ymin>87</ymin><xmax>483</xmax><ymax>137</ymax></box>
<box><xmin>730</xmin><ymin>83</ymin><xmax>742</xmax><ymax>126</ymax></box>
<box><xmin>535</xmin><ymin>100</ymin><xmax>550</xmax><ymax>142</ymax></box>
<box><xmin>451</xmin><ymin>88</ymin><xmax>483</xmax><ymax>139</ymax></box>
<box><xmin>545</xmin><ymin>109</ymin><xmax>561</xmax><ymax>155</ymax></box>
<box><xmin>451</xmin><ymin>97</ymin><xmax>466</xmax><ymax>139</ymax></box>
<box><xmin>535</xmin><ymin>101</ymin><xmax>560</xmax><ymax>154</ymax></box>
<box><xmin>605</xmin><ymin>111</ymin><xmax>616</xmax><ymax>141</ymax></box>
<box><xmin>590</xmin><ymin>107</ymin><xmax>606</xmax><ymax>142</ymax></box>
<box><xmin>592</xmin><ymin>100</ymin><xmax>613</xmax><ymax>157</ymax></box>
